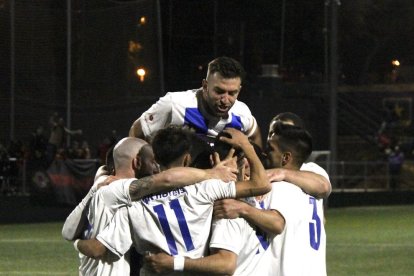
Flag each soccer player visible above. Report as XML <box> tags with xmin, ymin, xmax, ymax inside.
<box><xmin>144</xmin><ymin>136</ymin><xmax>269</xmax><ymax>275</ymax></box>
<box><xmin>214</xmin><ymin>122</ymin><xmax>327</xmax><ymax>275</ymax></box>
<box><xmin>75</xmin><ymin>125</ymin><xmax>270</xmax><ymax>275</ymax></box>
<box><xmin>64</xmin><ymin>137</ymin><xmax>237</xmax><ymax>275</ymax></box>
<box><xmin>263</xmin><ymin>122</ymin><xmax>327</xmax><ymax>275</ymax></box>
<box><xmin>129</xmin><ymin>56</ymin><xmax>263</xmax><ymax>147</ymax></box>
<box><xmin>265</xmin><ymin>112</ymin><xmax>331</xmax><ymax>198</ymax></box>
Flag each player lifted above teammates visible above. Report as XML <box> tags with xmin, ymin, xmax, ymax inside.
<box><xmin>129</xmin><ymin>56</ymin><xmax>263</xmax><ymax>147</ymax></box>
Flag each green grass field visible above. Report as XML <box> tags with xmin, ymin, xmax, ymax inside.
<box><xmin>1</xmin><ymin>205</ymin><xmax>413</xmax><ymax>275</ymax></box>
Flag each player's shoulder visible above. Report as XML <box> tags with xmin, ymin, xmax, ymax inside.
<box><xmin>95</xmin><ymin>177</ymin><xmax>133</xmax><ymax>195</ymax></box>
<box><xmin>232</xmin><ymin>99</ymin><xmax>252</xmax><ymax>113</ymax></box>
<box><xmin>192</xmin><ymin>179</ymin><xmax>234</xmax><ymax>195</ymax></box>
<box><xmin>300</xmin><ymin>162</ymin><xmax>329</xmax><ymax>179</ymax></box>
<box><xmin>271</xmin><ymin>180</ymin><xmax>301</xmax><ymax>192</ymax></box>
<box><xmin>165</xmin><ymin>89</ymin><xmax>198</xmax><ymax>99</ymax></box>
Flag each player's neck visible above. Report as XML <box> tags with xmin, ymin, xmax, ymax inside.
<box><xmin>115</xmin><ymin>168</ymin><xmax>135</xmax><ymax>178</ymax></box>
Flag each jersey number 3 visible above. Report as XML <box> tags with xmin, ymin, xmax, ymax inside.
<box><xmin>153</xmin><ymin>199</ymin><xmax>195</xmax><ymax>255</ymax></box>
<box><xmin>309</xmin><ymin>197</ymin><xmax>321</xmax><ymax>250</ymax></box>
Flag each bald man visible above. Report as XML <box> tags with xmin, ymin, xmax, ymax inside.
<box><xmin>63</xmin><ymin>137</ymin><xmax>237</xmax><ymax>275</ymax></box>
<box><xmin>62</xmin><ymin>137</ymin><xmax>155</xmax><ymax>275</ymax></box>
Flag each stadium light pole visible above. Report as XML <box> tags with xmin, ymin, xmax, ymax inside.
<box><xmin>279</xmin><ymin>0</ymin><xmax>286</xmax><ymax>68</ymax></box>
<box><xmin>10</xmin><ymin>0</ymin><xmax>15</xmax><ymax>141</ymax></box>
<box><xmin>213</xmin><ymin>0</ymin><xmax>218</xmax><ymax>57</ymax></box>
<box><xmin>328</xmin><ymin>0</ymin><xmax>340</xmax><ymax>185</ymax></box>
<box><xmin>156</xmin><ymin>0</ymin><xmax>165</xmax><ymax>95</ymax></box>
<box><xmin>66</xmin><ymin>0</ymin><xmax>72</xmax><ymax>147</ymax></box>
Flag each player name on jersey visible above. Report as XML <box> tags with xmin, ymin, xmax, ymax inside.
<box><xmin>142</xmin><ymin>188</ymin><xmax>188</xmax><ymax>204</ymax></box>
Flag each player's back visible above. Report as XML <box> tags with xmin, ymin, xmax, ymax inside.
<box><xmin>131</xmin><ymin>179</ymin><xmax>236</xmax><ymax>260</ymax></box>
<box><xmin>262</xmin><ymin>182</ymin><xmax>327</xmax><ymax>276</ymax></box>
<box><xmin>79</xmin><ymin>178</ymin><xmax>134</xmax><ymax>276</ymax></box>
<box><xmin>209</xmin><ymin>200</ymin><xmax>270</xmax><ymax>276</ymax></box>
<box><xmin>86</xmin><ymin>178</ymin><xmax>135</xmax><ymax>239</ymax></box>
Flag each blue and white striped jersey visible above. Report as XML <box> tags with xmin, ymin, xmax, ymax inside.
<box><xmin>139</xmin><ymin>89</ymin><xmax>257</xmax><ymax>141</ymax></box>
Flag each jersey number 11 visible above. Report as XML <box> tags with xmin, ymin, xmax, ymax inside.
<box><xmin>153</xmin><ymin>198</ymin><xmax>195</xmax><ymax>255</ymax></box>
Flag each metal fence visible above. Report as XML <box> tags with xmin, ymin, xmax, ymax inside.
<box><xmin>320</xmin><ymin>161</ymin><xmax>392</xmax><ymax>192</ymax></box>
<box><xmin>0</xmin><ymin>158</ymin><xmax>101</xmax><ymax>197</ymax></box>
<box><xmin>2</xmin><ymin>157</ymin><xmax>413</xmax><ymax>197</ymax></box>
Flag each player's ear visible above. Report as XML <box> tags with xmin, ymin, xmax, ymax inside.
<box><xmin>281</xmin><ymin>152</ymin><xmax>291</xmax><ymax>167</ymax></box>
<box><xmin>202</xmin><ymin>79</ymin><xmax>208</xmax><ymax>91</ymax></box>
<box><xmin>183</xmin><ymin>153</ymin><xmax>192</xmax><ymax>167</ymax></box>
<box><xmin>133</xmin><ymin>156</ymin><xmax>141</xmax><ymax>171</ymax></box>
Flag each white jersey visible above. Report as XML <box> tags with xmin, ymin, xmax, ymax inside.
<box><xmin>260</xmin><ymin>182</ymin><xmax>327</xmax><ymax>276</ymax></box>
<box><xmin>209</xmin><ymin>198</ymin><xmax>269</xmax><ymax>276</ymax></box>
<box><xmin>139</xmin><ymin>89</ymin><xmax>257</xmax><ymax>140</ymax></box>
<box><xmin>97</xmin><ymin>179</ymin><xmax>237</xmax><ymax>276</ymax></box>
<box><xmin>301</xmin><ymin>162</ymin><xmax>330</xmax><ymax>182</ymax></box>
<box><xmin>78</xmin><ymin>178</ymin><xmax>134</xmax><ymax>276</ymax></box>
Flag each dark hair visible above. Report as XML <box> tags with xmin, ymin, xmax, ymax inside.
<box><xmin>189</xmin><ymin>134</ymin><xmax>214</xmax><ymax>169</ymax></box>
<box><xmin>213</xmin><ymin>131</ymin><xmax>244</xmax><ymax>161</ymax></box>
<box><xmin>151</xmin><ymin>125</ymin><xmax>213</xmax><ymax>169</ymax></box>
<box><xmin>152</xmin><ymin>125</ymin><xmax>194</xmax><ymax>167</ymax></box>
<box><xmin>106</xmin><ymin>145</ymin><xmax>115</xmax><ymax>175</ymax></box>
<box><xmin>269</xmin><ymin>122</ymin><xmax>312</xmax><ymax>166</ymax></box>
<box><xmin>207</xmin><ymin>56</ymin><xmax>246</xmax><ymax>82</ymax></box>
<box><xmin>271</xmin><ymin>112</ymin><xmax>305</xmax><ymax>129</ymax></box>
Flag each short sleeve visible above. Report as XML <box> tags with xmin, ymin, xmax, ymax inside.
<box><xmin>300</xmin><ymin>162</ymin><xmax>330</xmax><ymax>182</ymax></box>
<box><xmin>209</xmin><ymin>218</ymin><xmax>244</xmax><ymax>255</ymax></box>
<box><xmin>195</xmin><ymin>180</ymin><xmax>237</xmax><ymax>203</ymax></box>
<box><xmin>232</xmin><ymin>101</ymin><xmax>256</xmax><ymax>137</ymax></box>
<box><xmin>139</xmin><ymin>93</ymin><xmax>173</xmax><ymax>139</ymax></box>
<box><xmin>97</xmin><ymin>207</ymin><xmax>133</xmax><ymax>258</ymax></box>
<box><xmin>99</xmin><ymin>179</ymin><xmax>133</xmax><ymax>212</ymax></box>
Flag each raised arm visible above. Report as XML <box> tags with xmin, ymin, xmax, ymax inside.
<box><xmin>248</xmin><ymin>123</ymin><xmax>263</xmax><ymax>149</ymax></box>
<box><xmin>129</xmin><ymin>118</ymin><xmax>145</xmax><ymax>139</ymax></box>
<box><xmin>267</xmin><ymin>167</ymin><xmax>331</xmax><ymax>199</ymax></box>
<box><xmin>219</xmin><ymin>128</ymin><xmax>270</xmax><ymax>198</ymax></box>
<box><xmin>63</xmin><ymin>126</ymin><xmax>82</xmax><ymax>136</ymax></box>
<box><xmin>128</xmin><ymin>163</ymin><xmax>237</xmax><ymax>201</ymax></box>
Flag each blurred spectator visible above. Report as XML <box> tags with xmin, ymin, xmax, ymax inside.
<box><xmin>386</xmin><ymin>145</ymin><xmax>404</xmax><ymax>190</ymax></box>
<box><xmin>0</xmin><ymin>143</ymin><xmax>12</xmax><ymax>195</ymax></box>
<box><xmin>29</xmin><ymin>126</ymin><xmax>48</xmax><ymax>166</ymax></box>
<box><xmin>46</xmin><ymin>114</ymin><xmax>82</xmax><ymax>165</ymax></box>
<box><xmin>68</xmin><ymin>140</ymin><xmax>82</xmax><ymax>159</ymax></box>
<box><xmin>81</xmin><ymin>140</ymin><xmax>91</xmax><ymax>159</ymax></box>
<box><xmin>68</xmin><ymin>140</ymin><xmax>92</xmax><ymax>159</ymax></box>
<box><xmin>110</xmin><ymin>130</ymin><xmax>121</xmax><ymax>146</ymax></box>
<box><xmin>97</xmin><ymin>137</ymin><xmax>112</xmax><ymax>165</ymax></box>
<box><xmin>97</xmin><ymin>130</ymin><xmax>119</xmax><ymax>165</ymax></box>
<box><xmin>2</xmin><ymin>140</ymin><xmax>25</xmax><ymax>196</ymax></box>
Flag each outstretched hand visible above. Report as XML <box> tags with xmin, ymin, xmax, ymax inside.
<box><xmin>219</xmin><ymin>128</ymin><xmax>250</xmax><ymax>150</ymax></box>
<box><xmin>209</xmin><ymin>157</ymin><xmax>238</xmax><ymax>182</ymax></box>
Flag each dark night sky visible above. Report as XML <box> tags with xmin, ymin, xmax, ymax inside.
<box><xmin>158</xmin><ymin>0</ymin><xmax>414</xmax><ymax>88</ymax></box>
<box><xmin>1</xmin><ymin>0</ymin><xmax>414</xmax><ymax>149</ymax></box>
<box><xmin>159</xmin><ymin>0</ymin><xmax>326</xmax><ymax>89</ymax></box>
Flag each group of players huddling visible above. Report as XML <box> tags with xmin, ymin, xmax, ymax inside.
<box><xmin>62</xmin><ymin>57</ymin><xmax>330</xmax><ymax>276</ymax></box>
